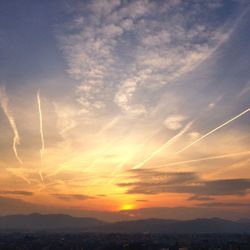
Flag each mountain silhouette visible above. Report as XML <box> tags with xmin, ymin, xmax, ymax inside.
<box><xmin>0</xmin><ymin>214</ymin><xmax>250</xmax><ymax>233</ymax></box>
<box><xmin>0</xmin><ymin>213</ymin><xmax>107</xmax><ymax>231</ymax></box>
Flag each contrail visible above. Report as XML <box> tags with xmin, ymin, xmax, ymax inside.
<box><xmin>206</xmin><ymin>158</ymin><xmax>250</xmax><ymax>179</ymax></box>
<box><xmin>46</xmin><ymin>163</ymin><xmax>69</xmax><ymax>177</ymax></box>
<box><xmin>108</xmin><ymin>129</ymin><xmax>162</xmax><ymax>183</ymax></box>
<box><xmin>0</xmin><ymin>86</ymin><xmax>23</xmax><ymax>164</ymax></box>
<box><xmin>97</xmin><ymin>116</ymin><xmax>120</xmax><ymax>136</ymax></box>
<box><xmin>37</xmin><ymin>90</ymin><xmax>45</xmax><ymax>182</ymax></box>
<box><xmin>154</xmin><ymin>150</ymin><xmax>250</xmax><ymax>169</ymax></box>
<box><xmin>132</xmin><ymin>122</ymin><xmax>193</xmax><ymax>169</ymax></box>
<box><xmin>6</xmin><ymin>168</ymin><xmax>31</xmax><ymax>184</ymax></box>
<box><xmin>109</xmin><ymin>157</ymin><xmax>130</xmax><ymax>184</ymax></box>
<box><xmin>39</xmin><ymin>169</ymin><xmax>44</xmax><ymax>182</ymax></box>
<box><xmin>177</xmin><ymin>107</ymin><xmax>250</xmax><ymax>154</ymax></box>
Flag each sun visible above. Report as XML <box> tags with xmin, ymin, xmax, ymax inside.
<box><xmin>121</xmin><ymin>204</ymin><xmax>135</xmax><ymax>210</ymax></box>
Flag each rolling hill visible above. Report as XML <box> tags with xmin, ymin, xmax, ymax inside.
<box><xmin>0</xmin><ymin>214</ymin><xmax>250</xmax><ymax>233</ymax></box>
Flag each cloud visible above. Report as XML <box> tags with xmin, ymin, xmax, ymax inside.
<box><xmin>188</xmin><ymin>131</ymin><xmax>201</xmax><ymax>140</ymax></box>
<box><xmin>207</xmin><ymin>95</ymin><xmax>223</xmax><ymax>110</ymax></box>
<box><xmin>0</xmin><ymin>85</ymin><xmax>23</xmax><ymax>164</ymax></box>
<box><xmin>51</xmin><ymin>193</ymin><xmax>94</xmax><ymax>201</ymax></box>
<box><xmin>58</xmin><ymin>0</ymin><xmax>231</xmax><ymax>117</ymax></box>
<box><xmin>90</xmin><ymin>0</ymin><xmax>120</xmax><ymax>16</ymax></box>
<box><xmin>0</xmin><ymin>191</ymin><xmax>33</xmax><ymax>196</ymax></box>
<box><xmin>117</xmin><ymin>169</ymin><xmax>250</xmax><ymax>197</ymax></box>
<box><xmin>187</xmin><ymin>195</ymin><xmax>214</xmax><ymax>201</ymax></box>
<box><xmin>163</xmin><ymin>115</ymin><xmax>187</xmax><ymax>130</ymax></box>
<box><xmin>196</xmin><ymin>202</ymin><xmax>250</xmax><ymax>208</ymax></box>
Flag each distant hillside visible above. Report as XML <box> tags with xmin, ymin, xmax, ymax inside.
<box><xmin>0</xmin><ymin>213</ymin><xmax>108</xmax><ymax>231</ymax></box>
<box><xmin>0</xmin><ymin>214</ymin><xmax>250</xmax><ymax>233</ymax></box>
<box><xmin>238</xmin><ymin>218</ymin><xmax>250</xmax><ymax>224</ymax></box>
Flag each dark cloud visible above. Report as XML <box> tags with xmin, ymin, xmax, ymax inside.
<box><xmin>194</xmin><ymin>179</ymin><xmax>250</xmax><ymax>196</ymax></box>
<box><xmin>136</xmin><ymin>199</ymin><xmax>148</xmax><ymax>202</ymax></box>
<box><xmin>0</xmin><ymin>190</ymin><xmax>33</xmax><ymax>196</ymax></box>
<box><xmin>128</xmin><ymin>169</ymin><xmax>199</xmax><ymax>184</ymax></box>
<box><xmin>118</xmin><ymin>169</ymin><xmax>198</xmax><ymax>189</ymax></box>
<box><xmin>196</xmin><ymin>202</ymin><xmax>250</xmax><ymax>208</ymax></box>
<box><xmin>117</xmin><ymin>169</ymin><xmax>250</xmax><ymax>197</ymax></box>
<box><xmin>187</xmin><ymin>195</ymin><xmax>214</xmax><ymax>201</ymax></box>
<box><xmin>51</xmin><ymin>194</ymin><xmax>94</xmax><ymax>201</ymax></box>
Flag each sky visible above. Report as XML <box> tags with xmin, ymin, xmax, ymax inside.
<box><xmin>0</xmin><ymin>0</ymin><xmax>250</xmax><ymax>222</ymax></box>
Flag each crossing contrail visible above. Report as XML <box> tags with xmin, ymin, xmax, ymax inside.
<box><xmin>0</xmin><ymin>86</ymin><xmax>23</xmax><ymax>164</ymax></box>
<box><xmin>132</xmin><ymin>122</ymin><xmax>193</xmax><ymax>169</ymax></box>
<box><xmin>154</xmin><ymin>150</ymin><xmax>250</xmax><ymax>168</ymax></box>
<box><xmin>37</xmin><ymin>90</ymin><xmax>45</xmax><ymax>182</ymax></box>
<box><xmin>177</xmin><ymin>107</ymin><xmax>250</xmax><ymax>154</ymax></box>
<box><xmin>6</xmin><ymin>168</ymin><xmax>31</xmax><ymax>184</ymax></box>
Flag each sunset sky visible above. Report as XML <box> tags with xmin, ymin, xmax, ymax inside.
<box><xmin>0</xmin><ymin>0</ymin><xmax>250</xmax><ymax>222</ymax></box>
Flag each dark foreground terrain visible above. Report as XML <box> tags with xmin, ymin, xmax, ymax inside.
<box><xmin>0</xmin><ymin>233</ymin><xmax>250</xmax><ymax>250</ymax></box>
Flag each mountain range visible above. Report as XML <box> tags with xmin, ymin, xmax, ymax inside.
<box><xmin>1</xmin><ymin>213</ymin><xmax>250</xmax><ymax>233</ymax></box>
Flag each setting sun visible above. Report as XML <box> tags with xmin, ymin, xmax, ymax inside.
<box><xmin>121</xmin><ymin>204</ymin><xmax>135</xmax><ymax>211</ymax></box>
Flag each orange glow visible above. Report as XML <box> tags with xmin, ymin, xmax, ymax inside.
<box><xmin>121</xmin><ymin>204</ymin><xmax>135</xmax><ymax>211</ymax></box>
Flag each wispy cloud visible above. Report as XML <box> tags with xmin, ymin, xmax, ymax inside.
<box><xmin>196</xmin><ymin>201</ymin><xmax>250</xmax><ymax>208</ymax></box>
<box><xmin>163</xmin><ymin>115</ymin><xmax>187</xmax><ymax>130</ymax></box>
<box><xmin>58</xmin><ymin>0</ymin><xmax>231</xmax><ymax>117</ymax></box>
<box><xmin>187</xmin><ymin>195</ymin><xmax>214</xmax><ymax>201</ymax></box>
<box><xmin>0</xmin><ymin>85</ymin><xmax>23</xmax><ymax>164</ymax></box>
<box><xmin>0</xmin><ymin>190</ymin><xmax>33</xmax><ymax>196</ymax></box>
<box><xmin>51</xmin><ymin>193</ymin><xmax>94</xmax><ymax>201</ymax></box>
<box><xmin>37</xmin><ymin>90</ymin><xmax>45</xmax><ymax>182</ymax></box>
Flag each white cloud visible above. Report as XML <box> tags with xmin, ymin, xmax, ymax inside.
<box><xmin>164</xmin><ymin>115</ymin><xmax>187</xmax><ymax>130</ymax></box>
<box><xmin>90</xmin><ymin>0</ymin><xmax>120</xmax><ymax>16</ymax></box>
<box><xmin>53</xmin><ymin>102</ymin><xmax>78</xmax><ymax>138</ymax></box>
<box><xmin>207</xmin><ymin>96</ymin><xmax>223</xmax><ymax>110</ymax></box>
<box><xmin>189</xmin><ymin>131</ymin><xmax>201</xmax><ymax>140</ymax></box>
<box><xmin>58</xmin><ymin>0</ymin><xmax>231</xmax><ymax>118</ymax></box>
